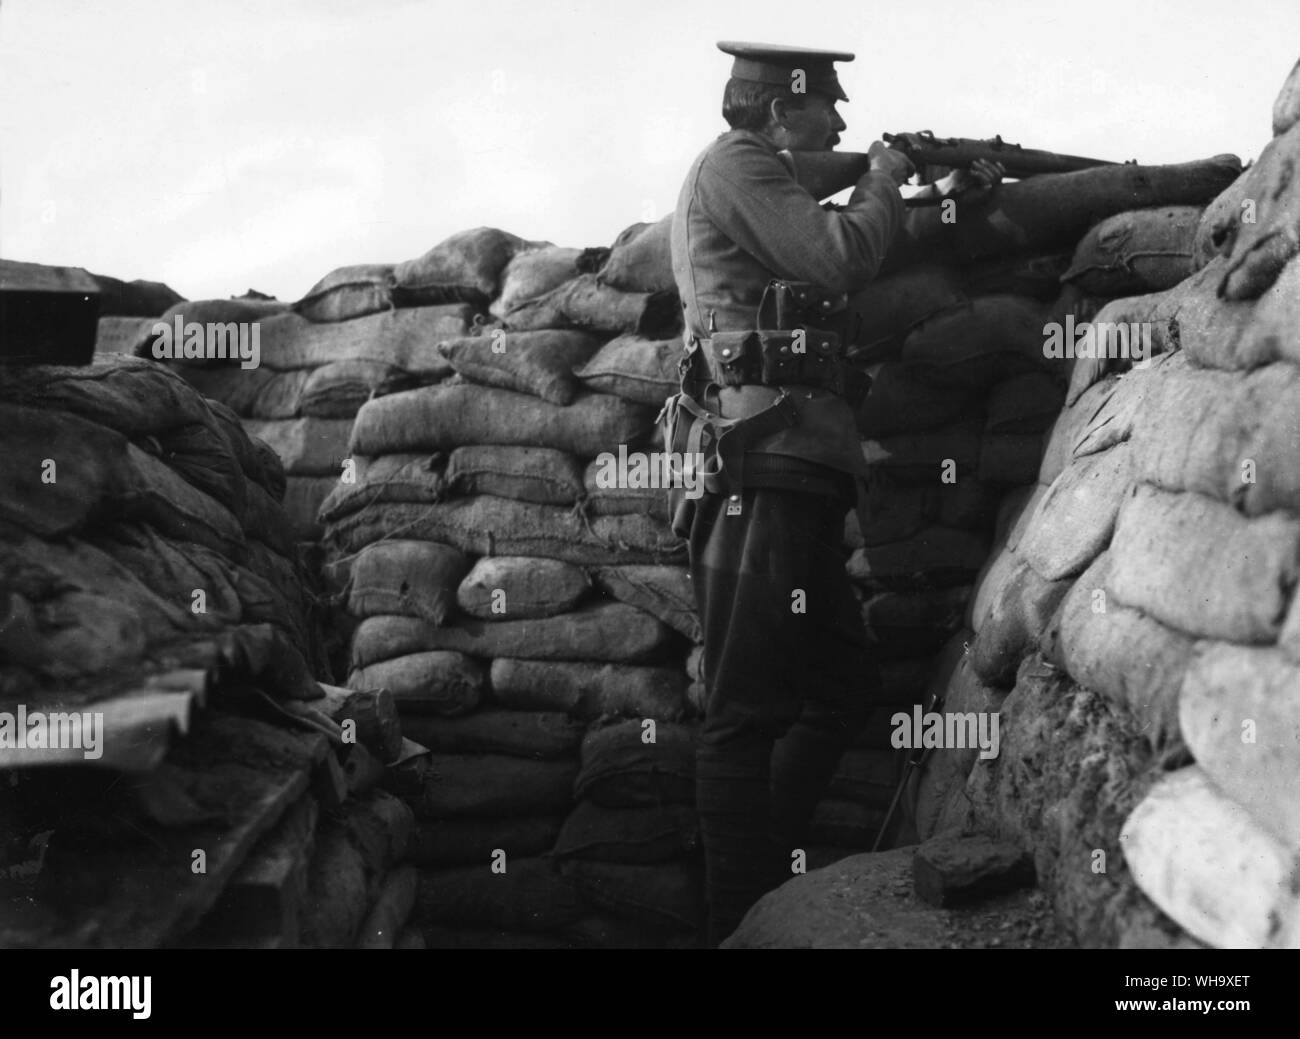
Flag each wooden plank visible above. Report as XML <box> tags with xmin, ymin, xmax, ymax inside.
<box><xmin>180</xmin><ymin>795</ymin><xmax>319</xmax><ymax>949</ymax></box>
<box><xmin>7</xmin><ymin>711</ymin><xmax>327</xmax><ymax>948</ymax></box>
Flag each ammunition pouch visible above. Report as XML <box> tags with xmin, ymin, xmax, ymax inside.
<box><xmin>657</xmin><ymin>382</ymin><xmax>799</xmax><ymax>531</ymax></box>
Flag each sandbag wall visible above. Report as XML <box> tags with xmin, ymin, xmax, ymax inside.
<box><xmin>130</xmin><ymin>248</ymin><xmax>505</xmax><ymax>676</ymax></box>
<box><xmin>0</xmin><ymin>349</ymin><xmax>413</xmax><ymax>948</ymax></box>
<box><xmin>321</xmin><ymin>228</ymin><xmax>709</xmax><ymax>947</ymax></box>
<box><xmin>910</xmin><ymin>56</ymin><xmax>1300</xmax><ymax>949</ymax></box>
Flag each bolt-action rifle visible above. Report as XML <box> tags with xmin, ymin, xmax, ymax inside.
<box><xmin>784</xmin><ymin>130</ymin><xmax>1130</xmax><ymax>204</ymax></box>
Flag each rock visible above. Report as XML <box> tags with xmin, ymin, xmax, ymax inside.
<box><xmin>722</xmin><ymin>848</ymin><xmax>952</xmax><ymax>949</ymax></box>
<box><xmin>912</xmin><ymin>832</ymin><xmax>1035</xmax><ymax>907</ymax></box>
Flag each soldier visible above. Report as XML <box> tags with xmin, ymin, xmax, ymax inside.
<box><xmin>666</xmin><ymin>40</ymin><xmax>998</xmax><ymax>946</ymax></box>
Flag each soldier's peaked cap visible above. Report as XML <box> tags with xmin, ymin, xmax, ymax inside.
<box><xmin>717</xmin><ymin>41</ymin><xmax>853</xmax><ymax>102</ymax></box>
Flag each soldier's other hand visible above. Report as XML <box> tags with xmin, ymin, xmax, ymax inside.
<box><xmin>867</xmin><ymin>140</ymin><xmax>915</xmax><ymax>186</ymax></box>
<box><xmin>942</xmin><ymin>159</ymin><xmax>1005</xmax><ymax>203</ymax></box>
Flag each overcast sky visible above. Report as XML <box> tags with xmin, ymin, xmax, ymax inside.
<box><xmin>2</xmin><ymin>0</ymin><xmax>1296</xmax><ymax>301</ymax></box>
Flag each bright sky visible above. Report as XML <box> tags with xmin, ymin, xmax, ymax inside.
<box><xmin>2</xmin><ymin>0</ymin><xmax>1296</xmax><ymax>302</ymax></box>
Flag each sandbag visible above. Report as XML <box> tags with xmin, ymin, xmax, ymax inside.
<box><xmin>1120</xmin><ymin>766</ymin><xmax>1300</xmax><ymax>949</ymax></box>
<box><xmin>505</xmin><ymin>273</ymin><xmax>681</xmax><ymax>338</ymax></box>
<box><xmin>95</xmin><ymin>316</ymin><xmax>155</xmax><ymax>355</ymax></box>
<box><xmin>402</xmin><ymin>710</ymin><xmax>585</xmax><ymax>759</ymax></box>
<box><xmin>11</xmin><ymin>412</ymin><xmax>246</xmax><ymax>564</ymax></box>
<box><xmin>1061</xmin><ymin>206</ymin><xmax>1203</xmax><ymax>296</ymax></box>
<box><xmin>351</xmin><ymin>602</ymin><xmax>674</xmax><ymax>669</ymax></box>
<box><xmin>1019</xmin><ymin>442</ymin><xmax>1132</xmax><ymax>581</ymax></box>
<box><xmin>348</xmin><ymin>651</ymin><xmax>486</xmax><ymax>716</ymax></box>
<box><xmin>0</xmin><ymin>352</ymin><xmax>250</xmax><ymax>513</ymax></box>
<box><xmin>393</xmin><ymin>227</ymin><xmax>531</xmax><ymax>307</ymax></box>
<box><xmin>901</xmin><ymin>295</ymin><xmax>1053</xmax><ymax>389</ymax></box>
<box><xmin>1109</xmin><ymin>484</ymin><xmax>1300</xmax><ymax>643</ymax></box>
<box><xmin>984</xmin><ymin>372</ymin><xmax>1064</xmax><ymax>435</ymax></box>
<box><xmin>574</xmin><ymin>334</ymin><xmax>681</xmax><ymax>407</ymax></box>
<box><xmin>411</xmin><ymin>756</ymin><xmax>580</xmax><ymax>820</ymax></box>
<box><xmin>437</xmin><ymin>328</ymin><xmax>603</xmax><ymax>405</ymax></box>
<box><xmin>416</xmin><ymin>857</ymin><xmax>589</xmax><ymax>930</ymax></box>
<box><xmin>300</xmin><ymin>359</ymin><xmax>416</xmax><ymax>418</ymax></box>
<box><xmin>258</xmin><ymin>306</ymin><xmax>473</xmax><ymax>373</ymax></box>
<box><xmin>409</xmin><ymin>816</ymin><xmax>565</xmax><ymax>867</ymax></box>
<box><xmin>216</xmin><ymin>397</ymin><xmax>290</xmax><ymax>500</ymax></box>
<box><xmin>1042</xmin><ymin>552</ymin><xmax>1187</xmax><ymax>752</ymax></box>
<box><xmin>1192</xmin><ymin>167</ymin><xmax>1254</xmax><ymax>270</ymax></box>
<box><xmin>347</xmin><ymin>540</ymin><xmax>470</xmax><ymax>624</ymax></box>
<box><xmin>0</xmin><ymin>403</ymin><xmax>156</xmax><ymax>539</ymax></box>
<box><xmin>489</xmin><ymin>659</ymin><xmax>688</xmax><ymax>721</ymax></box>
<box><xmin>862</xmin><ymin>587</ymin><xmax>971</xmax><ymax>659</ymax></box>
<box><xmin>1218</xmin><ymin>122</ymin><xmax>1300</xmax><ymax>300</ymax></box>
<box><xmin>860</xmin><ymin>417</ymin><xmax>983</xmax><ymax>483</ymax></box>
<box><xmin>356</xmin><ymin>865</ymin><xmax>418</xmax><ymax>949</ymax></box>
<box><xmin>244</xmin><ymin>417</ymin><xmax>353</xmax><ymax>476</ymax></box>
<box><xmin>596</xmin><ymin>214</ymin><xmax>674</xmax><ymax>293</ymax></box>
<box><xmin>574</xmin><ymin>720</ymin><xmax>697</xmax><ymax>808</ymax></box>
<box><xmin>129</xmin><ymin>298</ymin><xmax>289</xmax><ymax>356</ymax></box>
<box><xmin>554</xmin><ymin>802</ymin><xmax>698</xmax><ymax>864</ymax></box>
<box><xmin>324</xmin><ymin>496</ymin><xmax>685</xmax><ymax>565</ymax></box>
<box><xmin>1128</xmin><ymin>349</ymin><xmax>1300</xmax><ymax>516</ymax></box>
<box><xmin>581</xmin><ymin>458</ymin><xmax>671</xmax><ymax>520</ymax></box>
<box><xmin>969</xmin><ymin>557</ymin><xmax>1071</xmax><ymax>688</ymax></box>
<box><xmin>349</xmin><ymin>382</ymin><xmax>656</xmax><ymax>457</ymax></box>
<box><xmin>846</xmin><ymin>526</ymin><xmax>988</xmax><ymax>586</ymax></box>
<box><xmin>958</xmin><ymin>251</ymin><xmax>1073</xmax><ymax>300</ymax></box>
<box><xmin>0</xmin><ymin>535</ymin><xmax>227</xmax><ymax>680</ymax></box>
<box><xmin>884</xmin><ymin>155</ymin><xmax>1242</xmax><ymax>270</ymax></box>
<box><xmin>301</xmin><ymin>823</ymin><xmax>368</xmax><ymax>948</ymax></box>
<box><xmin>856</xmin><ymin>362</ymin><xmax>977</xmax><ymax>437</ymax></box>
<box><xmin>558</xmin><ymin>859</ymin><xmax>701</xmax><ymax>932</ymax></box>
<box><xmin>590</xmin><ymin>565</ymin><xmax>699</xmax><ymax>641</ymax></box>
<box><xmin>1092</xmin><ymin>256</ymin><xmax>1300</xmax><ymax>371</ymax></box>
<box><xmin>857</xmin><ymin>472</ymin><xmax>999</xmax><ymax>545</ymax></box>
<box><xmin>446</xmin><ymin>444</ymin><xmax>584</xmax><ymax>505</ymax></box>
<box><xmin>996</xmin><ymin>482</ymin><xmax>1049</xmax><ymax>555</ymax></box>
<box><xmin>456</xmin><ymin>555</ymin><xmax>591</xmax><ymax>619</ymax></box>
<box><xmin>846</xmin><ymin>265</ymin><xmax>966</xmax><ymax>360</ymax></box>
<box><xmin>86</xmin><ymin>272</ymin><xmax>185</xmax><ymax>317</ymax></box>
<box><xmin>180</xmin><ymin>365</ymin><xmax>313</xmax><ymax>419</ymax></box>
<box><xmin>1276</xmin><ymin>57</ymin><xmax>1300</xmax><ymax>137</ymax></box>
<box><xmin>1039</xmin><ymin>359</ymin><xmax>1155</xmax><ymax>485</ymax></box>
<box><xmin>318</xmin><ymin>453</ymin><xmax>446</xmax><ymax>524</ymax></box>
<box><xmin>911</xmin><ymin>636</ymin><xmax>1001</xmax><ymax>840</ymax></box>
<box><xmin>293</xmin><ymin>263</ymin><xmax>394</xmax><ymax>323</ymax></box>
<box><xmin>490</xmin><ymin>245</ymin><xmax>583</xmax><ymax>319</ymax></box>
<box><xmin>977</xmin><ymin>432</ymin><xmax>1043</xmax><ymax>486</ymax></box>
<box><xmin>1179</xmin><ymin>643</ymin><xmax>1300</xmax><ymax>845</ymax></box>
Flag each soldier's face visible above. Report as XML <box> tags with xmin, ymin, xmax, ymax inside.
<box><xmin>782</xmin><ymin>93</ymin><xmax>848</xmax><ymax>151</ymax></box>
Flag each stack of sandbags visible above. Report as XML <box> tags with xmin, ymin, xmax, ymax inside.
<box><xmin>0</xmin><ymin>340</ymin><xmax>416</xmax><ymax>949</ymax></box>
<box><xmin>320</xmin><ymin>243</ymin><xmax>704</xmax><ymax>945</ymax></box>
<box><xmin>910</xmin><ymin>59</ymin><xmax>1300</xmax><ymax>949</ymax></box>
<box><xmin>0</xmin><ymin>352</ymin><xmax>327</xmax><ymax>682</ymax></box>
<box><xmin>134</xmin><ymin>296</ymin><xmax>475</xmax><ymax>542</ymax></box>
<box><xmin>84</xmin><ymin>270</ymin><xmax>186</xmax><ymax>355</ymax></box>
<box><xmin>846</xmin><ymin>278</ymin><xmax>1069</xmax><ymax>754</ymax></box>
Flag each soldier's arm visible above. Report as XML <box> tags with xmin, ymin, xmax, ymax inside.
<box><xmin>696</xmin><ymin>135</ymin><xmax>905</xmax><ymax>293</ymax></box>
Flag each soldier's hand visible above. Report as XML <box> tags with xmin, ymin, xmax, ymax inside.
<box><xmin>867</xmin><ymin>140</ymin><xmax>915</xmax><ymax>186</ymax></box>
<box><xmin>940</xmin><ymin>159</ymin><xmax>1006</xmax><ymax>203</ymax></box>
